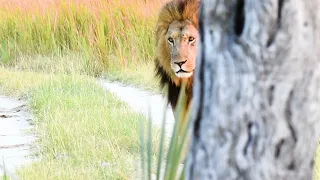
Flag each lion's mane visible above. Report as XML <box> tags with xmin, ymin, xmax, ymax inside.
<box><xmin>154</xmin><ymin>0</ymin><xmax>199</xmax><ymax>109</ymax></box>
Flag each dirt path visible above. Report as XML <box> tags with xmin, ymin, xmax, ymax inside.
<box><xmin>0</xmin><ymin>95</ymin><xmax>36</xmax><ymax>178</ymax></box>
<box><xmin>100</xmin><ymin>80</ymin><xmax>175</xmax><ymax>137</ymax></box>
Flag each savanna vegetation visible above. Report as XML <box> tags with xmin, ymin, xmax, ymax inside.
<box><xmin>0</xmin><ymin>0</ymin><xmax>319</xmax><ymax>179</ymax></box>
<box><xmin>0</xmin><ymin>0</ymin><xmax>165</xmax><ymax>90</ymax></box>
<box><xmin>0</xmin><ymin>67</ymin><xmax>163</xmax><ymax>179</ymax></box>
<box><xmin>0</xmin><ymin>0</ymin><xmax>169</xmax><ymax>179</ymax></box>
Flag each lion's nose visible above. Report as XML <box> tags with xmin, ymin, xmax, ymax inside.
<box><xmin>174</xmin><ymin>60</ymin><xmax>187</xmax><ymax>67</ymax></box>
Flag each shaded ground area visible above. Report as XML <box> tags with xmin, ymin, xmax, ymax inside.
<box><xmin>0</xmin><ymin>95</ymin><xmax>36</xmax><ymax>177</ymax></box>
<box><xmin>100</xmin><ymin>80</ymin><xmax>175</xmax><ymax>137</ymax></box>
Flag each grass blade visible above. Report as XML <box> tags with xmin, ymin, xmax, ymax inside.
<box><xmin>179</xmin><ymin>165</ymin><xmax>186</xmax><ymax>180</ymax></box>
<box><xmin>156</xmin><ymin>101</ymin><xmax>168</xmax><ymax>180</ymax></box>
<box><xmin>147</xmin><ymin>107</ymin><xmax>152</xmax><ymax>180</ymax></box>
<box><xmin>139</xmin><ymin>118</ymin><xmax>146</xmax><ymax>180</ymax></box>
<box><xmin>171</xmin><ymin>108</ymin><xmax>192</xmax><ymax>179</ymax></box>
<box><xmin>164</xmin><ymin>82</ymin><xmax>187</xmax><ymax>180</ymax></box>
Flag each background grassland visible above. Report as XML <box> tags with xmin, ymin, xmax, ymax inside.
<box><xmin>0</xmin><ymin>0</ymin><xmax>166</xmax><ymax>178</ymax></box>
<box><xmin>1</xmin><ymin>0</ymin><xmax>319</xmax><ymax>179</ymax></box>
<box><xmin>0</xmin><ymin>67</ymin><xmax>161</xmax><ymax>179</ymax></box>
<box><xmin>0</xmin><ymin>0</ymin><xmax>166</xmax><ymax>90</ymax></box>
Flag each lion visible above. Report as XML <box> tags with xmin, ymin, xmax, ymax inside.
<box><xmin>154</xmin><ymin>0</ymin><xmax>199</xmax><ymax>113</ymax></box>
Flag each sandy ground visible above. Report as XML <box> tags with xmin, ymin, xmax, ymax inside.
<box><xmin>0</xmin><ymin>95</ymin><xmax>36</xmax><ymax>178</ymax></box>
<box><xmin>100</xmin><ymin>80</ymin><xmax>175</xmax><ymax>137</ymax></box>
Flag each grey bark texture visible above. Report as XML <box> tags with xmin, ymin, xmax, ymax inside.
<box><xmin>187</xmin><ymin>0</ymin><xmax>320</xmax><ymax>179</ymax></box>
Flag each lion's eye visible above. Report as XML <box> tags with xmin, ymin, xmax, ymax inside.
<box><xmin>168</xmin><ymin>37</ymin><xmax>174</xmax><ymax>44</ymax></box>
<box><xmin>189</xmin><ymin>37</ymin><xmax>195</xmax><ymax>42</ymax></box>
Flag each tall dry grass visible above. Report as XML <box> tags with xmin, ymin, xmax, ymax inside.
<box><xmin>0</xmin><ymin>0</ymin><xmax>166</xmax><ymax>74</ymax></box>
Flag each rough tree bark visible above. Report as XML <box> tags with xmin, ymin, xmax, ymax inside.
<box><xmin>187</xmin><ymin>0</ymin><xmax>320</xmax><ymax>179</ymax></box>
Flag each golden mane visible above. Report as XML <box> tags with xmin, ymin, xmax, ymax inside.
<box><xmin>155</xmin><ymin>0</ymin><xmax>199</xmax><ymax>45</ymax></box>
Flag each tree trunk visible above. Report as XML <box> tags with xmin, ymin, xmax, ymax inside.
<box><xmin>187</xmin><ymin>0</ymin><xmax>320</xmax><ymax>179</ymax></box>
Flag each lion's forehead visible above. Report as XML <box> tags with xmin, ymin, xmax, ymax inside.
<box><xmin>166</xmin><ymin>21</ymin><xmax>198</xmax><ymax>38</ymax></box>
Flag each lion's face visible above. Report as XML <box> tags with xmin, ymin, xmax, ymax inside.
<box><xmin>155</xmin><ymin>0</ymin><xmax>199</xmax><ymax>109</ymax></box>
<box><xmin>166</xmin><ymin>20</ymin><xmax>198</xmax><ymax>79</ymax></box>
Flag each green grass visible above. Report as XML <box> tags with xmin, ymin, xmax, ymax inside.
<box><xmin>0</xmin><ymin>67</ymin><xmax>161</xmax><ymax>179</ymax></box>
<box><xmin>1</xmin><ymin>53</ymin><xmax>159</xmax><ymax>92</ymax></box>
<box><xmin>0</xmin><ymin>0</ymin><xmax>158</xmax><ymax>65</ymax></box>
<box><xmin>0</xmin><ymin>0</ymin><xmax>162</xmax><ymax>91</ymax></box>
<box><xmin>3</xmin><ymin>0</ymin><xmax>319</xmax><ymax>178</ymax></box>
<box><xmin>103</xmin><ymin>62</ymin><xmax>160</xmax><ymax>92</ymax></box>
<box><xmin>0</xmin><ymin>176</ymin><xmax>9</xmax><ymax>180</ymax></box>
<box><xmin>4</xmin><ymin>53</ymin><xmax>104</xmax><ymax>76</ymax></box>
